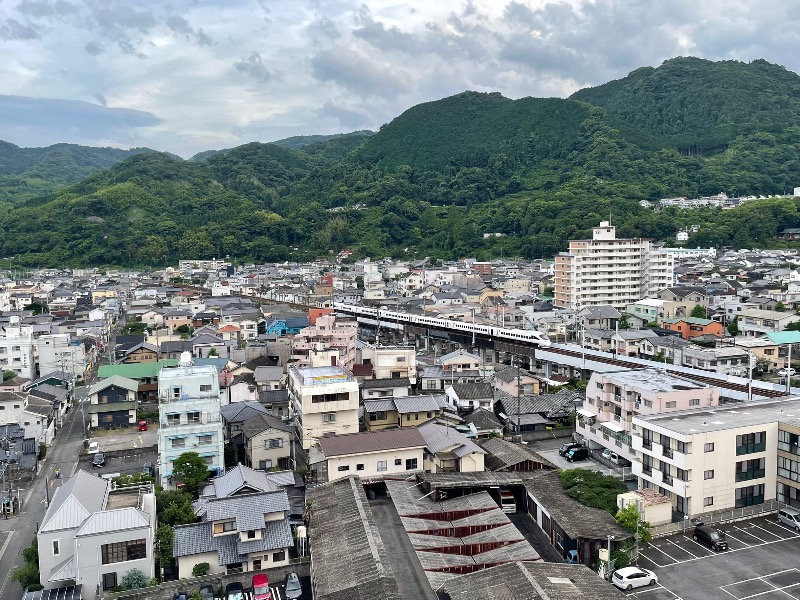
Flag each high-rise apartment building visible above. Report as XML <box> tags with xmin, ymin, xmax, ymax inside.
<box><xmin>554</xmin><ymin>221</ymin><xmax>673</xmax><ymax>310</ymax></box>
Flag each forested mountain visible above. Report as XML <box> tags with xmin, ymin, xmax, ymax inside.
<box><xmin>272</xmin><ymin>130</ymin><xmax>373</xmax><ymax>150</ymax></box>
<box><xmin>0</xmin><ymin>141</ymin><xmax>155</xmax><ymax>209</ymax></box>
<box><xmin>2</xmin><ymin>57</ymin><xmax>800</xmax><ymax>267</ymax></box>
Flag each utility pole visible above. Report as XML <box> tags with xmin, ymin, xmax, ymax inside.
<box><xmin>516</xmin><ymin>355</ymin><xmax>521</xmax><ymax>440</ymax></box>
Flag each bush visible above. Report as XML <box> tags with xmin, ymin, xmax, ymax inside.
<box><xmin>611</xmin><ymin>549</ymin><xmax>630</xmax><ymax>569</ymax></box>
<box><xmin>120</xmin><ymin>568</ymin><xmax>149</xmax><ymax>590</ymax></box>
<box><xmin>38</xmin><ymin>443</ymin><xmax>46</xmax><ymax>460</ymax></box>
<box><xmin>192</xmin><ymin>562</ymin><xmax>210</xmax><ymax>577</ymax></box>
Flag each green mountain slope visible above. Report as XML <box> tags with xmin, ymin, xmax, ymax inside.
<box><xmin>0</xmin><ymin>141</ymin><xmax>155</xmax><ymax>208</ymax></box>
<box><xmin>570</xmin><ymin>57</ymin><xmax>800</xmax><ymax>154</ymax></box>
<box><xmin>272</xmin><ymin>130</ymin><xmax>373</xmax><ymax>150</ymax></box>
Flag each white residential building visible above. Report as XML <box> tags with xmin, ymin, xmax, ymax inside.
<box><xmin>554</xmin><ymin>221</ymin><xmax>674</xmax><ymax>310</ymax></box>
<box><xmin>357</xmin><ymin>343</ymin><xmax>417</xmax><ymax>384</ymax></box>
<box><xmin>0</xmin><ymin>316</ymin><xmax>36</xmax><ymax>379</ymax></box>
<box><xmin>36</xmin><ymin>334</ymin><xmax>87</xmax><ymax>383</ymax></box>
<box><xmin>157</xmin><ymin>353</ymin><xmax>225</xmax><ymax>488</ymax></box>
<box><xmin>577</xmin><ymin>369</ymin><xmax>720</xmax><ymax>464</ymax></box>
<box><xmin>288</xmin><ymin>365</ymin><xmax>359</xmax><ymax>450</ymax></box>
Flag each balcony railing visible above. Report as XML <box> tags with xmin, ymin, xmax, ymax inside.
<box><xmin>662</xmin><ymin>446</ymin><xmax>674</xmax><ymax>458</ymax></box>
<box><xmin>161</xmin><ymin>415</ymin><xmax>221</xmax><ymax>427</ymax></box>
<box><xmin>662</xmin><ymin>473</ymin><xmax>674</xmax><ymax>485</ymax></box>
<box><xmin>736</xmin><ymin>443</ymin><xmax>766</xmax><ymax>456</ymax></box>
<box><xmin>736</xmin><ymin>469</ymin><xmax>766</xmax><ymax>482</ymax></box>
<box><xmin>643</xmin><ymin>440</ymin><xmax>653</xmax><ymax>450</ymax></box>
<box><xmin>642</xmin><ymin>465</ymin><xmax>653</xmax><ymax>475</ymax></box>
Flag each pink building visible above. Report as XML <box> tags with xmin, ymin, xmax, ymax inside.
<box><xmin>291</xmin><ymin>315</ymin><xmax>357</xmax><ymax>370</ymax></box>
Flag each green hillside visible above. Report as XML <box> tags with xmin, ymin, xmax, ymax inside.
<box><xmin>0</xmin><ymin>141</ymin><xmax>155</xmax><ymax>208</ymax></box>
<box><xmin>272</xmin><ymin>130</ymin><xmax>373</xmax><ymax>150</ymax></box>
<box><xmin>570</xmin><ymin>57</ymin><xmax>800</xmax><ymax>154</ymax></box>
<box><xmin>2</xmin><ymin>57</ymin><xmax>800</xmax><ymax>267</ymax></box>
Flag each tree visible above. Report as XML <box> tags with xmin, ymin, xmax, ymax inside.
<box><xmin>156</xmin><ymin>524</ymin><xmax>175</xmax><ymax>567</ymax></box>
<box><xmin>559</xmin><ymin>469</ymin><xmax>627</xmax><ymax>514</ymax></box>
<box><xmin>785</xmin><ymin>321</ymin><xmax>800</xmax><ymax>332</ymax></box>
<box><xmin>192</xmin><ymin>562</ymin><xmax>210</xmax><ymax>577</ymax></box>
<box><xmin>727</xmin><ymin>317</ymin><xmax>740</xmax><ymax>336</ymax></box>
<box><xmin>2</xmin><ymin>370</ymin><xmax>17</xmax><ymax>382</ymax></box>
<box><xmin>172</xmin><ymin>452</ymin><xmax>210</xmax><ymax>495</ymax></box>
<box><xmin>618</xmin><ymin>314</ymin><xmax>630</xmax><ymax>330</ymax></box>
<box><xmin>208</xmin><ymin>348</ymin><xmax>219</xmax><ymax>357</ymax></box>
<box><xmin>755</xmin><ymin>356</ymin><xmax>771</xmax><ymax>374</ymax></box>
<box><xmin>12</xmin><ymin>536</ymin><xmax>41</xmax><ymax>590</ymax></box>
<box><xmin>775</xmin><ymin>302</ymin><xmax>787</xmax><ymax>312</ymax></box>
<box><xmin>690</xmin><ymin>304</ymin><xmax>707</xmax><ymax>318</ymax></box>
<box><xmin>156</xmin><ymin>489</ymin><xmax>196</xmax><ymax>526</ymax></box>
<box><xmin>121</xmin><ymin>568</ymin><xmax>149</xmax><ymax>590</ymax></box>
<box><xmin>615</xmin><ymin>503</ymin><xmax>652</xmax><ymax>543</ymax></box>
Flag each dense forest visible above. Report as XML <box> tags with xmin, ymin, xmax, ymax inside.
<box><xmin>2</xmin><ymin>57</ymin><xmax>800</xmax><ymax>267</ymax></box>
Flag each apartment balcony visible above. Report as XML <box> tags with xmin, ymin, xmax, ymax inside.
<box><xmin>662</xmin><ymin>445</ymin><xmax>674</xmax><ymax>459</ymax></box>
<box><xmin>662</xmin><ymin>472</ymin><xmax>674</xmax><ymax>486</ymax></box>
<box><xmin>160</xmin><ymin>415</ymin><xmax>222</xmax><ymax>428</ymax></box>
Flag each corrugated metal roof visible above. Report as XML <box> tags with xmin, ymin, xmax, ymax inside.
<box><xmin>220</xmin><ymin>401</ymin><xmax>268</xmax><ymax>424</ymax></box>
<box><xmin>88</xmin><ymin>375</ymin><xmax>139</xmax><ymax>395</ymax></box>
<box><xmin>204</xmin><ymin>464</ymin><xmax>279</xmax><ymax>498</ymax></box>
<box><xmin>48</xmin><ymin>556</ymin><xmax>77</xmax><ymax>583</ymax></box>
<box><xmin>318</xmin><ymin>428</ymin><xmax>426</xmax><ymax>458</ymax></box>
<box><xmin>195</xmin><ymin>491</ymin><xmax>289</xmax><ymax>531</ymax></box>
<box><xmin>98</xmin><ymin>359</ymin><xmax>179</xmax><ymax>379</ymax></box>
<box><xmin>40</xmin><ymin>471</ymin><xmax>109</xmax><ymax>533</ymax></box>
<box><xmin>417</xmin><ymin>422</ymin><xmax>485</xmax><ymax>456</ymax></box>
<box><xmin>76</xmin><ymin>507</ymin><xmax>150</xmax><ymax>536</ymax></box>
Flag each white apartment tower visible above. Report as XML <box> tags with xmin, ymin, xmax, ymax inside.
<box><xmin>554</xmin><ymin>221</ymin><xmax>674</xmax><ymax>310</ymax></box>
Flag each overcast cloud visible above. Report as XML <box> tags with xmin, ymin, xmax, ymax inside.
<box><xmin>1</xmin><ymin>0</ymin><xmax>799</xmax><ymax>157</ymax></box>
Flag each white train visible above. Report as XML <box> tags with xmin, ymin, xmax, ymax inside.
<box><xmin>333</xmin><ymin>302</ymin><xmax>551</xmax><ymax>347</ymax></box>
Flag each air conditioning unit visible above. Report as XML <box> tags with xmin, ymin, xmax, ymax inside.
<box><xmin>603</xmin><ymin>401</ymin><xmax>611</xmax><ymax>407</ymax></box>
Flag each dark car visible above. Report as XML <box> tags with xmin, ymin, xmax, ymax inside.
<box><xmin>92</xmin><ymin>453</ymin><xmax>105</xmax><ymax>468</ymax></box>
<box><xmin>559</xmin><ymin>442</ymin><xmax>583</xmax><ymax>457</ymax></box>
<box><xmin>565</xmin><ymin>447</ymin><xmax>589</xmax><ymax>462</ymax></box>
<box><xmin>693</xmin><ymin>524</ymin><xmax>728</xmax><ymax>551</ymax></box>
<box><xmin>226</xmin><ymin>582</ymin><xmax>244</xmax><ymax>600</ymax></box>
<box><xmin>198</xmin><ymin>585</ymin><xmax>214</xmax><ymax>600</ymax></box>
<box><xmin>285</xmin><ymin>572</ymin><xmax>302</xmax><ymax>600</ymax></box>
<box><xmin>173</xmin><ymin>592</ymin><xmax>188</xmax><ymax>600</ymax></box>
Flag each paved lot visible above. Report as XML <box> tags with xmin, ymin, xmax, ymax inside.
<box><xmin>87</xmin><ymin>425</ymin><xmax>159</xmax><ymax>452</ymax></box>
<box><xmin>78</xmin><ymin>447</ymin><xmax>159</xmax><ymax>477</ymax></box>
<box><xmin>537</xmin><ymin>448</ymin><xmax>620</xmax><ymax>475</ymax></box>
<box><xmin>622</xmin><ymin>516</ymin><xmax>800</xmax><ymax>599</ymax></box>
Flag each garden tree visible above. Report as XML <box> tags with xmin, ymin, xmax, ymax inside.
<box><xmin>123</xmin><ymin>320</ymin><xmax>147</xmax><ymax>335</ymax></box>
<box><xmin>728</xmin><ymin>317</ymin><xmax>740</xmax><ymax>336</ymax></box>
<box><xmin>172</xmin><ymin>452</ymin><xmax>211</xmax><ymax>495</ymax></box>
<box><xmin>785</xmin><ymin>321</ymin><xmax>800</xmax><ymax>332</ymax></box>
<box><xmin>618</xmin><ymin>314</ymin><xmax>630</xmax><ymax>330</ymax></box>
<box><xmin>755</xmin><ymin>356</ymin><xmax>771</xmax><ymax>374</ymax></box>
<box><xmin>615</xmin><ymin>504</ymin><xmax>653</xmax><ymax>543</ymax></box>
<box><xmin>11</xmin><ymin>536</ymin><xmax>41</xmax><ymax>590</ymax></box>
<box><xmin>155</xmin><ymin>489</ymin><xmax>196</xmax><ymax>526</ymax></box>
<box><xmin>2</xmin><ymin>370</ymin><xmax>17</xmax><ymax>382</ymax></box>
<box><xmin>653</xmin><ymin>350</ymin><xmax>672</xmax><ymax>364</ymax></box>
<box><xmin>690</xmin><ymin>304</ymin><xmax>707</xmax><ymax>318</ymax></box>
<box><xmin>559</xmin><ymin>469</ymin><xmax>628</xmax><ymax>515</ymax></box>
<box><xmin>192</xmin><ymin>563</ymin><xmax>210</xmax><ymax>577</ymax></box>
<box><xmin>775</xmin><ymin>302</ymin><xmax>787</xmax><ymax>312</ymax></box>
<box><xmin>120</xmin><ymin>568</ymin><xmax>149</xmax><ymax>590</ymax></box>
<box><xmin>156</xmin><ymin>524</ymin><xmax>175</xmax><ymax>567</ymax></box>
<box><xmin>208</xmin><ymin>348</ymin><xmax>219</xmax><ymax>357</ymax></box>
<box><xmin>24</xmin><ymin>302</ymin><xmax>48</xmax><ymax>315</ymax></box>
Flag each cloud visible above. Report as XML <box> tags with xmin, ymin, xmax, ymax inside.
<box><xmin>166</xmin><ymin>14</ymin><xmax>213</xmax><ymax>46</ymax></box>
<box><xmin>311</xmin><ymin>45</ymin><xmax>411</xmax><ymax>97</ymax></box>
<box><xmin>0</xmin><ymin>94</ymin><xmax>160</xmax><ymax>147</ymax></box>
<box><xmin>93</xmin><ymin>93</ymin><xmax>107</xmax><ymax>106</ymax></box>
<box><xmin>84</xmin><ymin>41</ymin><xmax>102</xmax><ymax>55</ymax></box>
<box><xmin>318</xmin><ymin>99</ymin><xmax>371</xmax><ymax>128</ymax></box>
<box><xmin>118</xmin><ymin>40</ymin><xmax>146</xmax><ymax>59</ymax></box>
<box><xmin>234</xmin><ymin>52</ymin><xmax>271</xmax><ymax>83</ymax></box>
<box><xmin>0</xmin><ymin>18</ymin><xmax>39</xmax><ymax>40</ymax></box>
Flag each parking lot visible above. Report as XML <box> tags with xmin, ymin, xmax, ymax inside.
<box><xmin>623</xmin><ymin>516</ymin><xmax>800</xmax><ymax>599</ymax></box>
<box><xmin>78</xmin><ymin>446</ymin><xmax>159</xmax><ymax>478</ymax></box>
<box><xmin>537</xmin><ymin>447</ymin><xmax>627</xmax><ymax>477</ymax></box>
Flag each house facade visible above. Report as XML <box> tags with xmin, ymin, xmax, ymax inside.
<box><xmin>87</xmin><ymin>376</ymin><xmax>139</xmax><ymax>429</ymax></box>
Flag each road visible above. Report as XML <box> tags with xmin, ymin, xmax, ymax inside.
<box><xmin>0</xmin><ymin>393</ymin><xmax>89</xmax><ymax>600</ymax></box>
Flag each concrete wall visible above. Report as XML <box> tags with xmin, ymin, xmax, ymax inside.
<box><xmin>323</xmin><ymin>447</ymin><xmax>424</xmax><ymax>482</ymax></box>
<box><xmin>177</xmin><ymin>551</ymin><xmax>224</xmax><ymax>580</ymax></box>
<box><xmin>77</xmin><ymin>528</ymin><xmax>155</xmax><ymax>599</ymax></box>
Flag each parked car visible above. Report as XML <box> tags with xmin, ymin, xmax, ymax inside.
<box><xmin>778</xmin><ymin>368</ymin><xmax>797</xmax><ymax>376</ymax></box>
<box><xmin>252</xmin><ymin>574</ymin><xmax>271</xmax><ymax>600</ymax></box>
<box><xmin>92</xmin><ymin>453</ymin><xmax>105</xmax><ymax>468</ymax></box>
<box><xmin>612</xmin><ymin>567</ymin><xmax>658</xmax><ymax>590</ymax></box>
<box><xmin>173</xmin><ymin>592</ymin><xmax>188</xmax><ymax>600</ymax></box>
<box><xmin>226</xmin><ymin>582</ymin><xmax>244</xmax><ymax>600</ymax></box>
<box><xmin>284</xmin><ymin>572</ymin><xmax>302</xmax><ymax>600</ymax></box>
<box><xmin>87</xmin><ymin>441</ymin><xmax>99</xmax><ymax>454</ymax></box>
<box><xmin>778</xmin><ymin>507</ymin><xmax>800</xmax><ymax>532</ymax></box>
<box><xmin>566</xmin><ymin>550</ymin><xmax>579</xmax><ymax>564</ymax></box>
<box><xmin>138</xmin><ymin>420</ymin><xmax>148</xmax><ymax>431</ymax></box>
<box><xmin>198</xmin><ymin>585</ymin><xmax>214</xmax><ymax>600</ymax></box>
<box><xmin>602</xmin><ymin>448</ymin><xmax>631</xmax><ymax>466</ymax></box>
<box><xmin>559</xmin><ymin>442</ymin><xmax>582</xmax><ymax>457</ymax></box>
<box><xmin>565</xmin><ymin>447</ymin><xmax>589</xmax><ymax>462</ymax></box>
<box><xmin>693</xmin><ymin>523</ymin><xmax>728</xmax><ymax>551</ymax></box>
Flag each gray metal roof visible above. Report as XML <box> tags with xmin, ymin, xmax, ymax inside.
<box><xmin>220</xmin><ymin>401</ymin><xmax>269</xmax><ymax>424</ymax></box>
<box><xmin>307</xmin><ymin>477</ymin><xmax>401</xmax><ymax>600</ymax></box>
<box><xmin>88</xmin><ymin>375</ymin><xmax>139</xmax><ymax>395</ymax></box>
<box><xmin>204</xmin><ymin>463</ymin><xmax>280</xmax><ymax>498</ymax></box>
<box><xmin>253</xmin><ymin>366</ymin><xmax>285</xmax><ymax>382</ymax></box>
<box><xmin>76</xmin><ymin>507</ymin><xmax>150</xmax><ymax>536</ymax></box>
<box><xmin>194</xmin><ymin>491</ymin><xmax>290</xmax><ymax>531</ymax></box>
<box><xmin>40</xmin><ymin>470</ymin><xmax>109</xmax><ymax>533</ymax></box>
<box><xmin>240</xmin><ymin>413</ymin><xmax>293</xmax><ymax>438</ymax></box>
<box><xmin>318</xmin><ymin>428</ymin><xmax>426</xmax><ymax>458</ymax></box>
<box><xmin>172</xmin><ymin>521</ymin><xmax>216</xmax><ymax>558</ymax></box>
<box><xmin>447</xmin><ymin>382</ymin><xmax>494</xmax><ymax>400</ymax></box>
<box><xmin>478</xmin><ymin>437</ymin><xmax>557</xmax><ymax>471</ymax></box>
<box><xmin>236</xmin><ymin>519</ymin><xmax>292</xmax><ymax>555</ymax></box>
<box><xmin>360</xmin><ymin>377</ymin><xmax>410</xmax><ymax>390</ymax></box>
<box><xmin>417</xmin><ymin>422</ymin><xmax>485</xmax><ymax>457</ymax></box>
<box><xmin>23</xmin><ymin>585</ymin><xmax>83</xmax><ymax>600</ymax></box>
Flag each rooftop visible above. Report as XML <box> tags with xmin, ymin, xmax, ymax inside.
<box><xmin>599</xmin><ymin>368</ymin><xmax>711</xmax><ymax>393</ymax></box>
<box><xmin>289</xmin><ymin>365</ymin><xmax>355</xmax><ymax>386</ymax></box>
<box><xmin>318</xmin><ymin>428</ymin><xmax>427</xmax><ymax>458</ymax></box>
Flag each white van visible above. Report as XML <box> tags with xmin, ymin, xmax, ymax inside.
<box><xmin>778</xmin><ymin>508</ymin><xmax>800</xmax><ymax>531</ymax></box>
<box><xmin>499</xmin><ymin>489</ymin><xmax>516</xmax><ymax>514</ymax></box>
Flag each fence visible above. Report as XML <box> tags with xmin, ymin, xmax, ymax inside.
<box><xmin>650</xmin><ymin>499</ymin><xmax>782</xmax><ymax>538</ymax></box>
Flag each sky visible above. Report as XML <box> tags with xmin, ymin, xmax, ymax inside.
<box><xmin>1</xmin><ymin>0</ymin><xmax>799</xmax><ymax>158</ymax></box>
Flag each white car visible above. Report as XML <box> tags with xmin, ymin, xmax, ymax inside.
<box><xmin>778</xmin><ymin>368</ymin><xmax>796</xmax><ymax>376</ymax></box>
<box><xmin>88</xmin><ymin>441</ymin><xmax>100</xmax><ymax>454</ymax></box>
<box><xmin>612</xmin><ymin>567</ymin><xmax>658</xmax><ymax>590</ymax></box>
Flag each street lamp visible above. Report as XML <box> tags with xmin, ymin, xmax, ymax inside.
<box><xmin>470</xmin><ymin>307</ymin><xmax>476</xmax><ymax>347</ymax></box>
<box><xmin>606</xmin><ymin>534</ymin><xmax>615</xmax><ymax>580</ymax></box>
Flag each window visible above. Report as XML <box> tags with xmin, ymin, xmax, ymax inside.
<box><xmin>53</xmin><ymin>540</ymin><xmax>60</xmax><ymax>556</ymax></box>
<box><xmin>356</xmin><ymin>464</ymin><xmax>364</xmax><ymax>471</ymax></box>
<box><xmin>704</xmin><ymin>443</ymin><xmax>715</xmax><ymax>453</ymax></box>
<box><xmin>172</xmin><ymin>438</ymin><xmax>185</xmax><ymax>448</ymax></box>
<box><xmin>200</xmin><ymin>384</ymin><xmax>212</xmax><ymax>392</ymax></box>
<box><xmin>690</xmin><ymin>399</ymin><xmax>700</xmax><ymax>406</ymax></box>
<box><xmin>102</xmin><ymin>573</ymin><xmax>117</xmax><ymax>591</ymax></box>
<box><xmin>395</xmin><ymin>458</ymin><xmax>402</xmax><ymax>466</ymax></box>
<box><xmin>427</xmin><ymin>412</ymin><xmax>432</xmax><ymax>418</ymax></box>
<box><xmin>369</xmin><ymin>411</ymin><xmax>388</xmax><ymax>421</ymax></box>
<box><xmin>736</xmin><ymin>458</ymin><xmax>766</xmax><ymax>481</ymax></box>
<box><xmin>338</xmin><ymin>465</ymin><xmax>350</xmax><ymax>472</ymax></box>
<box><xmin>100</xmin><ymin>395</ymin><xmax>108</xmax><ymax>404</ymax></box>
<box><xmin>247</xmin><ymin>530</ymin><xmax>256</xmax><ymax>539</ymax></box>
<box><xmin>644</xmin><ymin>400</ymin><xmax>653</xmax><ymax>408</ymax></box>
<box><xmin>405</xmin><ymin>458</ymin><xmax>418</xmax><ymax>470</ymax></box>
<box><xmin>203</xmin><ymin>456</ymin><xmax>214</xmax><ymax>465</ymax></box>
<box><xmin>676</xmin><ymin>441</ymin><xmax>688</xmax><ymax>454</ymax></box>
<box><xmin>13</xmin><ymin>404</ymin><xmax>19</xmax><ymax>409</ymax></box>
<box><xmin>266</xmin><ymin>438</ymin><xmax>284</xmax><ymax>449</ymax></box>
<box><xmin>172</xmin><ymin>386</ymin><xmax>181</xmax><ymax>399</ymax></box>
<box><xmin>273</xmin><ymin>550</ymin><xmax>286</xmax><ymax>562</ymax></box>
<box><xmin>259</xmin><ymin>460</ymin><xmax>273</xmax><ymax>470</ymax></box>
<box><xmin>704</xmin><ymin>470</ymin><xmax>714</xmax><ymax>480</ymax></box>
<box><xmin>213</xmin><ymin>521</ymin><xmax>236</xmax><ymax>534</ymax></box>
<box><xmin>198</xmin><ymin>435</ymin><xmax>213</xmax><ymax>445</ymax></box>
<box><xmin>167</xmin><ymin>413</ymin><xmax>180</xmax><ymax>426</ymax></box>
<box><xmin>665</xmin><ymin>401</ymin><xmax>677</xmax><ymax>409</ymax></box>
<box><xmin>322</xmin><ymin>413</ymin><xmax>336</xmax><ymax>423</ymax></box>
<box><xmin>252</xmin><ymin>559</ymin><xmax>262</xmax><ymax>570</ymax></box>
<box><xmin>377</xmin><ymin>460</ymin><xmax>387</xmax><ymax>472</ymax></box>
<box><xmin>187</xmin><ymin>411</ymin><xmax>201</xmax><ymax>423</ymax></box>
<box><xmin>736</xmin><ymin>431</ymin><xmax>766</xmax><ymax>455</ymax></box>
<box><xmin>735</xmin><ymin>484</ymin><xmax>765</xmax><ymax>507</ymax></box>
<box><xmin>405</xmin><ymin>414</ymin><xmax>411</xmax><ymax>422</ymax></box>
<box><xmin>704</xmin><ymin>497</ymin><xmax>714</xmax><ymax>507</ymax></box>
<box><xmin>101</xmin><ymin>539</ymin><xmax>147</xmax><ymax>564</ymax></box>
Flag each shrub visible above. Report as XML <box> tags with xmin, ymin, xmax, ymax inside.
<box><xmin>192</xmin><ymin>562</ymin><xmax>210</xmax><ymax>577</ymax></box>
<box><xmin>120</xmin><ymin>568</ymin><xmax>149</xmax><ymax>590</ymax></box>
